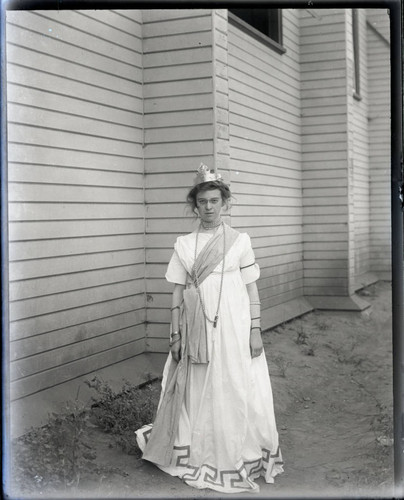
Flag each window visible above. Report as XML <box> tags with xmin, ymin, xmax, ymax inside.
<box><xmin>352</xmin><ymin>9</ymin><xmax>361</xmax><ymax>100</ymax></box>
<box><xmin>228</xmin><ymin>9</ymin><xmax>285</xmax><ymax>54</ymax></box>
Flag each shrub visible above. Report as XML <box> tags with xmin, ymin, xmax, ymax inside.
<box><xmin>12</xmin><ymin>400</ymin><xmax>96</xmax><ymax>493</ymax></box>
<box><xmin>85</xmin><ymin>376</ymin><xmax>160</xmax><ymax>455</ymax></box>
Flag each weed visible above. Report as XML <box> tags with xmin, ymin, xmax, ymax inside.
<box><xmin>273</xmin><ymin>325</ymin><xmax>284</xmax><ymax>335</ymax></box>
<box><xmin>10</xmin><ymin>377</ymin><xmax>160</xmax><ymax>495</ymax></box>
<box><xmin>303</xmin><ymin>339</ymin><xmax>317</xmax><ymax>356</ymax></box>
<box><xmin>295</xmin><ymin>322</ymin><xmax>308</xmax><ymax>345</ymax></box>
<box><xmin>350</xmin><ymin>375</ymin><xmax>393</xmax><ymax>458</ymax></box>
<box><xmin>315</xmin><ymin>318</ymin><xmax>331</xmax><ymax>331</ymax></box>
<box><xmin>12</xmin><ymin>399</ymin><xmax>96</xmax><ymax>494</ymax></box>
<box><xmin>271</xmin><ymin>354</ymin><xmax>291</xmax><ymax>378</ymax></box>
<box><xmin>326</xmin><ymin>338</ymin><xmax>361</xmax><ymax>364</ymax></box>
<box><xmin>373</xmin><ymin>403</ymin><xmax>394</xmax><ymax>454</ymax></box>
<box><xmin>85</xmin><ymin>376</ymin><xmax>160</xmax><ymax>455</ymax></box>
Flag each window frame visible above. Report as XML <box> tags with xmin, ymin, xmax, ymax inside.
<box><xmin>228</xmin><ymin>9</ymin><xmax>286</xmax><ymax>55</ymax></box>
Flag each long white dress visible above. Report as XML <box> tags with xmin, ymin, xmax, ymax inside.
<box><xmin>136</xmin><ymin>230</ymin><xmax>283</xmax><ymax>493</ymax></box>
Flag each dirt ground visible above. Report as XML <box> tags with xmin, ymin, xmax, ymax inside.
<box><xmin>18</xmin><ymin>281</ymin><xmax>395</xmax><ymax>499</ymax></box>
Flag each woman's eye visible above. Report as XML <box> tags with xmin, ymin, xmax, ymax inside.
<box><xmin>197</xmin><ymin>199</ymin><xmax>219</xmax><ymax>206</ymax></box>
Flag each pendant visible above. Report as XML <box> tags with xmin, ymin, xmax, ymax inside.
<box><xmin>213</xmin><ymin>315</ymin><xmax>218</xmax><ymax>328</ymax></box>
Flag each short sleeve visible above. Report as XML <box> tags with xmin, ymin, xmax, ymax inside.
<box><xmin>239</xmin><ymin>234</ymin><xmax>260</xmax><ymax>284</ymax></box>
<box><xmin>165</xmin><ymin>248</ymin><xmax>187</xmax><ymax>285</ymax></box>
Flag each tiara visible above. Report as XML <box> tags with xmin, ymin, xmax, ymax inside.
<box><xmin>194</xmin><ymin>163</ymin><xmax>222</xmax><ymax>186</ymax></box>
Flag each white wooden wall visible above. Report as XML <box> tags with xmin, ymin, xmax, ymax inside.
<box><xmin>142</xmin><ymin>9</ymin><xmax>218</xmax><ymax>353</ymax></box>
<box><xmin>6</xmin><ymin>7</ymin><xmax>391</xmax><ymax>406</ymax></box>
<box><xmin>301</xmin><ymin>8</ymin><xmax>389</xmax><ymax>297</ymax></box>
<box><xmin>6</xmin><ymin>9</ymin><xmax>145</xmax><ymax>401</ymax></box>
<box><xmin>347</xmin><ymin>9</ymin><xmax>371</xmax><ymax>289</ymax></box>
<box><xmin>227</xmin><ymin>10</ymin><xmax>310</xmax><ymax>322</ymax></box>
<box><xmin>300</xmin><ymin>9</ymin><xmax>351</xmax><ymax>297</ymax></box>
<box><xmin>366</xmin><ymin>9</ymin><xmax>391</xmax><ymax>277</ymax></box>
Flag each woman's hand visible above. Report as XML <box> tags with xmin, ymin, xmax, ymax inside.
<box><xmin>250</xmin><ymin>329</ymin><xmax>264</xmax><ymax>358</ymax></box>
<box><xmin>170</xmin><ymin>335</ymin><xmax>181</xmax><ymax>363</ymax></box>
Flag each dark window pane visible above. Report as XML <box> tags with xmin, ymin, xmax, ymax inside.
<box><xmin>229</xmin><ymin>8</ymin><xmax>281</xmax><ymax>44</ymax></box>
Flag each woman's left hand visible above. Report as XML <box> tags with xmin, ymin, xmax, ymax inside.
<box><xmin>250</xmin><ymin>329</ymin><xmax>264</xmax><ymax>358</ymax></box>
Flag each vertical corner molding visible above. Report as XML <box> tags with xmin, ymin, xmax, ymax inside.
<box><xmin>211</xmin><ymin>9</ymin><xmax>231</xmax><ymax>221</ymax></box>
<box><xmin>139</xmin><ymin>10</ymin><xmax>148</xmax><ymax>345</ymax></box>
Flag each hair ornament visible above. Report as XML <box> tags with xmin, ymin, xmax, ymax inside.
<box><xmin>194</xmin><ymin>163</ymin><xmax>222</xmax><ymax>186</ymax></box>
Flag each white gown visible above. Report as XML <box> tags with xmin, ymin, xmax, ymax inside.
<box><xmin>136</xmin><ymin>230</ymin><xmax>283</xmax><ymax>493</ymax></box>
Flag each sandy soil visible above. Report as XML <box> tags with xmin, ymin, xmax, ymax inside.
<box><xmin>19</xmin><ymin>281</ymin><xmax>395</xmax><ymax>499</ymax></box>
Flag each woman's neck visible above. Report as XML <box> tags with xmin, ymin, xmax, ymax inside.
<box><xmin>200</xmin><ymin>217</ymin><xmax>222</xmax><ymax>232</ymax></box>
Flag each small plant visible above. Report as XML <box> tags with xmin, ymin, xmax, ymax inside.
<box><xmin>351</xmin><ymin>376</ymin><xmax>393</xmax><ymax>449</ymax></box>
<box><xmin>12</xmin><ymin>399</ymin><xmax>96</xmax><ymax>493</ymax></box>
<box><xmin>303</xmin><ymin>338</ymin><xmax>318</xmax><ymax>356</ymax></box>
<box><xmin>295</xmin><ymin>322</ymin><xmax>309</xmax><ymax>345</ymax></box>
<box><xmin>315</xmin><ymin>318</ymin><xmax>331</xmax><ymax>331</ymax></box>
<box><xmin>326</xmin><ymin>338</ymin><xmax>361</xmax><ymax>364</ymax></box>
<box><xmin>273</xmin><ymin>322</ymin><xmax>286</xmax><ymax>334</ymax></box>
<box><xmin>85</xmin><ymin>376</ymin><xmax>160</xmax><ymax>455</ymax></box>
<box><xmin>374</xmin><ymin>403</ymin><xmax>394</xmax><ymax>454</ymax></box>
<box><xmin>271</xmin><ymin>354</ymin><xmax>291</xmax><ymax>378</ymax></box>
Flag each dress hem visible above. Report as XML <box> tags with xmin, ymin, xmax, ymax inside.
<box><xmin>136</xmin><ymin>424</ymin><xmax>284</xmax><ymax>494</ymax></box>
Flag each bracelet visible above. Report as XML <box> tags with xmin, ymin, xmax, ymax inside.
<box><xmin>251</xmin><ymin>316</ymin><xmax>261</xmax><ymax>321</ymax></box>
<box><xmin>169</xmin><ymin>331</ymin><xmax>181</xmax><ymax>347</ymax></box>
<box><xmin>169</xmin><ymin>337</ymin><xmax>181</xmax><ymax>347</ymax></box>
<box><xmin>250</xmin><ymin>301</ymin><xmax>261</xmax><ymax>306</ymax></box>
<box><xmin>251</xmin><ymin>326</ymin><xmax>262</xmax><ymax>333</ymax></box>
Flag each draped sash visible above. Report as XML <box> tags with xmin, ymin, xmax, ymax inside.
<box><xmin>141</xmin><ymin>224</ymin><xmax>240</xmax><ymax>466</ymax></box>
<box><xmin>185</xmin><ymin>224</ymin><xmax>239</xmax><ymax>364</ymax></box>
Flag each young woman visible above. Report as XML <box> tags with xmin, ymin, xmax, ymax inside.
<box><xmin>136</xmin><ymin>164</ymin><xmax>283</xmax><ymax>493</ymax></box>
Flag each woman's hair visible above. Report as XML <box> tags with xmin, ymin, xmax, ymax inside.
<box><xmin>186</xmin><ymin>180</ymin><xmax>232</xmax><ymax>212</ymax></box>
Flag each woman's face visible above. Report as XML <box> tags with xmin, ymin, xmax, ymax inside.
<box><xmin>195</xmin><ymin>189</ymin><xmax>224</xmax><ymax>223</ymax></box>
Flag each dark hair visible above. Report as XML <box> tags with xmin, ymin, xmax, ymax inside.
<box><xmin>186</xmin><ymin>181</ymin><xmax>232</xmax><ymax>212</ymax></box>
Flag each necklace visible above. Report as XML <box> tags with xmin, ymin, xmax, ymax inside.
<box><xmin>201</xmin><ymin>217</ymin><xmax>222</xmax><ymax>230</ymax></box>
<box><xmin>192</xmin><ymin>222</ymin><xmax>226</xmax><ymax>328</ymax></box>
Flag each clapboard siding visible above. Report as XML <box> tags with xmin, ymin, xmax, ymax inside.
<box><xmin>8</xmin><ymin>105</ymin><xmax>142</xmax><ymax>143</ymax></box>
<box><xmin>301</xmin><ymin>9</ymin><xmax>350</xmax><ymax>297</ymax></box>
<box><xmin>9</xmin><ymin>165</ymin><xmax>143</xmax><ymax>188</ymax></box>
<box><xmin>9</xmin><ymin>202</ymin><xmax>143</xmax><ymax>221</ymax></box>
<box><xmin>9</xmin><ymin>219</ymin><xmax>144</xmax><ymax>243</ymax></box>
<box><xmin>6</xmin><ymin>8</ymin><xmax>392</xmax><ymax>412</ymax></box>
<box><xmin>7</xmin><ymin>9</ymin><xmax>146</xmax><ymax>401</ymax></box>
<box><xmin>12</xmin><ymin>335</ymin><xmax>145</xmax><ymax>400</ymax></box>
<box><xmin>366</xmin><ymin>11</ymin><xmax>391</xmax><ymax>275</ymax></box>
<box><xmin>10</xmin><ymin>279</ymin><xmax>144</xmax><ymax>322</ymax></box>
<box><xmin>10</xmin><ymin>263</ymin><xmax>144</xmax><ymax>301</ymax></box>
<box><xmin>366</xmin><ymin>8</ymin><xmax>390</xmax><ymax>42</ymax></box>
<box><xmin>6</xmin><ymin>11</ymin><xmax>142</xmax><ymax>65</ymax></box>
<box><xmin>11</xmin><ymin>322</ymin><xmax>145</xmax><ymax>381</ymax></box>
<box><xmin>10</xmin><ymin>294</ymin><xmax>145</xmax><ymax>343</ymax></box>
<box><xmin>228</xmin><ymin>9</ymin><xmax>303</xmax><ymax>312</ymax></box>
<box><xmin>142</xmin><ymin>9</ymin><xmax>216</xmax><ymax>343</ymax></box>
<box><xmin>347</xmin><ymin>9</ymin><xmax>371</xmax><ymax>285</ymax></box>
<box><xmin>11</xmin><ymin>310</ymin><xmax>142</xmax><ymax>360</ymax></box>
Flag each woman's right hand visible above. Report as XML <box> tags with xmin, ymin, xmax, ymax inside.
<box><xmin>170</xmin><ymin>335</ymin><xmax>181</xmax><ymax>363</ymax></box>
